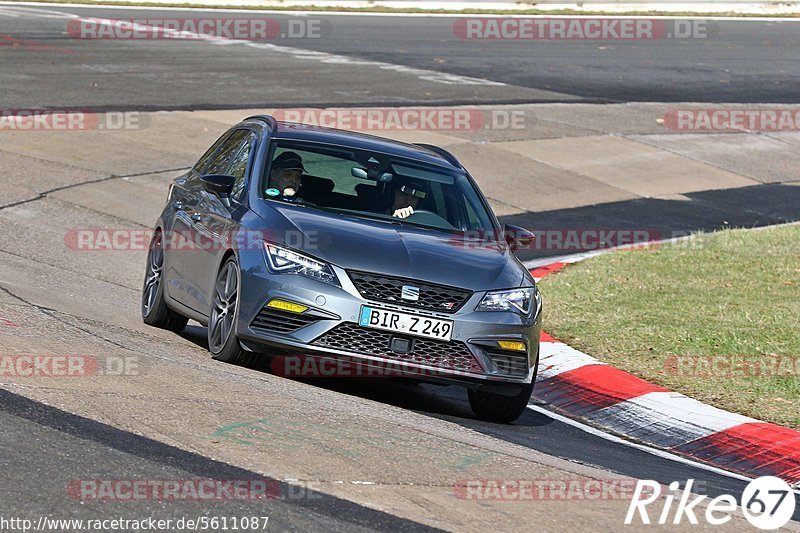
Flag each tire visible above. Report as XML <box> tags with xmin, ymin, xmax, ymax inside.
<box><xmin>208</xmin><ymin>256</ymin><xmax>255</xmax><ymax>366</ymax></box>
<box><xmin>468</xmin><ymin>380</ymin><xmax>535</xmax><ymax>424</ymax></box>
<box><xmin>142</xmin><ymin>230</ymin><xmax>188</xmax><ymax>333</ymax></box>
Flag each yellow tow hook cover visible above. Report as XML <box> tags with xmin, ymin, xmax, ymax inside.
<box><xmin>497</xmin><ymin>340</ymin><xmax>526</xmax><ymax>352</ymax></box>
<box><xmin>267</xmin><ymin>299</ymin><xmax>308</xmax><ymax>314</ymax></box>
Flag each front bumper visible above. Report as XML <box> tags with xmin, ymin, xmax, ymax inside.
<box><xmin>235</xmin><ymin>256</ymin><xmax>541</xmax><ymax>389</ymax></box>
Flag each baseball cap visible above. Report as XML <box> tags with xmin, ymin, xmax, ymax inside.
<box><xmin>272</xmin><ymin>151</ymin><xmax>305</xmax><ymax>172</ymax></box>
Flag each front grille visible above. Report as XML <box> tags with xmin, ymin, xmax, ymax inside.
<box><xmin>485</xmin><ymin>350</ymin><xmax>530</xmax><ymax>377</ymax></box>
<box><xmin>250</xmin><ymin>307</ymin><xmax>318</xmax><ymax>334</ymax></box>
<box><xmin>347</xmin><ymin>271</ymin><xmax>472</xmax><ymax>313</ymax></box>
<box><xmin>312</xmin><ymin>322</ymin><xmax>482</xmax><ymax>374</ymax></box>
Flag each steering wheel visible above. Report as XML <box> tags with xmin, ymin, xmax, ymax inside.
<box><xmin>404</xmin><ymin>209</ymin><xmax>455</xmax><ymax>229</ymax></box>
<box><xmin>284</xmin><ymin>195</ymin><xmax>315</xmax><ymax>207</ymax></box>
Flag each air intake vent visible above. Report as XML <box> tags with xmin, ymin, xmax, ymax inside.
<box><xmin>313</xmin><ymin>322</ymin><xmax>482</xmax><ymax>373</ymax></box>
<box><xmin>485</xmin><ymin>349</ymin><xmax>530</xmax><ymax>377</ymax></box>
<box><xmin>250</xmin><ymin>308</ymin><xmax>318</xmax><ymax>334</ymax></box>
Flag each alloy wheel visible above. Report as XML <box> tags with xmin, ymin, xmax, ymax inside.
<box><xmin>209</xmin><ymin>260</ymin><xmax>239</xmax><ymax>353</ymax></box>
<box><xmin>142</xmin><ymin>232</ymin><xmax>164</xmax><ymax>318</ymax></box>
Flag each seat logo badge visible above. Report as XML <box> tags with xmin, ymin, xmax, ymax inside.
<box><xmin>401</xmin><ymin>285</ymin><xmax>420</xmax><ymax>301</ymax></box>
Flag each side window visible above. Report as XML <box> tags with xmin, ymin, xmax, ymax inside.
<box><xmin>428</xmin><ymin>183</ymin><xmax>461</xmax><ymax>228</ymax></box>
<box><xmin>461</xmin><ymin>189</ymin><xmax>493</xmax><ymax>231</ymax></box>
<box><xmin>228</xmin><ymin>133</ymin><xmax>256</xmax><ymax>201</ymax></box>
<box><xmin>193</xmin><ymin>132</ymin><xmax>230</xmax><ymax>174</ymax></box>
<box><xmin>465</xmin><ymin>200</ymin><xmax>480</xmax><ymax>230</ymax></box>
<box><xmin>205</xmin><ymin>129</ymin><xmax>249</xmax><ymax>176</ymax></box>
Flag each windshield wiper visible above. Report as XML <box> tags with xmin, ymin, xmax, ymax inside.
<box><xmin>311</xmin><ymin>206</ymin><xmax>406</xmax><ymax>225</ymax></box>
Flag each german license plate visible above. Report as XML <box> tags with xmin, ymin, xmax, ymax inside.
<box><xmin>358</xmin><ymin>306</ymin><xmax>453</xmax><ymax>341</ymax></box>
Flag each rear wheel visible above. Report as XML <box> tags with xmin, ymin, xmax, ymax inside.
<box><xmin>468</xmin><ymin>381</ymin><xmax>535</xmax><ymax>423</ymax></box>
<box><xmin>208</xmin><ymin>256</ymin><xmax>255</xmax><ymax>366</ymax></box>
<box><xmin>142</xmin><ymin>230</ymin><xmax>188</xmax><ymax>333</ymax></box>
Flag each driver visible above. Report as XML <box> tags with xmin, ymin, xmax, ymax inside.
<box><xmin>269</xmin><ymin>151</ymin><xmax>305</xmax><ymax>198</ymax></box>
<box><xmin>388</xmin><ymin>179</ymin><xmax>428</xmax><ymax>219</ymax></box>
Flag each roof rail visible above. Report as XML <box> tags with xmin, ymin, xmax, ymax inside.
<box><xmin>413</xmin><ymin>143</ymin><xmax>462</xmax><ymax>168</ymax></box>
<box><xmin>243</xmin><ymin>114</ymin><xmax>278</xmax><ymax>130</ymax></box>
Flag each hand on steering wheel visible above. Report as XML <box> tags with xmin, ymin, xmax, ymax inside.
<box><xmin>392</xmin><ymin>206</ymin><xmax>415</xmax><ymax>219</ymax></box>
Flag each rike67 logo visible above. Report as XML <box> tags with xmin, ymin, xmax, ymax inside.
<box><xmin>626</xmin><ymin>477</ymin><xmax>797</xmax><ymax>529</ymax></box>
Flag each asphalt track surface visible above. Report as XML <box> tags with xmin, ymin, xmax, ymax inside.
<box><xmin>0</xmin><ymin>4</ymin><xmax>799</xmax><ymax>110</ymax></box>
<box><xmin>1</xmin><ymin>4</ymin><xmax>800</xmax><ymax>530</ymax></box>
<box><xmin>0</xmin><ymin>389</ymin><xmax>437</xmax><ymax>531</ymax></box>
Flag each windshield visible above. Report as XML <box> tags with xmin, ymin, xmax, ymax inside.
<box><xmin>261</xmin><ymin>140</ymin><xmax>497</xmax><ymax>234</ymax></box>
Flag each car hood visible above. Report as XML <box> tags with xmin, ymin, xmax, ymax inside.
<box><xmin>257</xmin><ymin>203</ymin><xmax>526</xmax><ymax>291</ymax></box>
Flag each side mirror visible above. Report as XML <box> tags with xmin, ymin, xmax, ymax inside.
<box><xmin>504</xmin><ymin>224</ymin><xmax>535</xmax><ymax>253</ymax></box>
<box><xmin>200</xmin><ymin>174</ymin><xmax>236</xmax><ymax>197</ymax></box>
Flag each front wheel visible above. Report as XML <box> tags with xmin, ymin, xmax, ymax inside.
<box><xmin>142</xmin><ymin>230</ymin><xmax>188</xmax><ymax>333</ymax></box>
<box><xmin>208</xmin><ymin>256</ymin><xmax>254</xmax><ymax>366</ymax></box>
<box><xmin>468</xmin><ymin>381</ymin><xmax>535</xmax><ymax>423</ymax></box>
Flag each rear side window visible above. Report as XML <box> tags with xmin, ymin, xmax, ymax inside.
<box><xmin>193</xmin><ymin>133</ymin><xmax>228</xmax><ymax>174</ymax></box>
<box><xmin>205</xmin><ymin>129</ymin><xmax>250</xmax><ymax>176</ymax></box>
<box><xmin>228</xmin><ymin>133</ymin><xmax>257</xmax><ymax>201</ymax></box>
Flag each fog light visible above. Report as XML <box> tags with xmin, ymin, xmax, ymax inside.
<box><xmin>267</xmin><ymin>299</ymin><xmax>308</xmax><ymax>314</ymax></box>
<box><xmin>497</xmin><ymin>340</ymin><xmax>526</xmax><ymax>352</ymax></box>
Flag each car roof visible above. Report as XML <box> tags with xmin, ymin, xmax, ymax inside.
<box><xmin>241</xmin><ymin>115</ymin><xmax>463</xmax><ymax>171</ymax></box>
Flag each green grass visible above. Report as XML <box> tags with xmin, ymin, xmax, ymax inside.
<box><xmin>538</xmin><ymin>224</ymin><xmax>800</xmax><ymax>429</ymax></box>
<box><xmin>7</xmin><ymin>0</ymin><xmax>799</xmax><ymax>17</ymax></box>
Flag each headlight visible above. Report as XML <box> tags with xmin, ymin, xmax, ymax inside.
<box><xmin>263</xmin><ymin>243</ymin><xmax>340</xmax><ymax>287</ymax></box>
<box><xmin>477</xmin><ymin>287</ymin><xmax>539</xmax><ymax>316</ymax></box>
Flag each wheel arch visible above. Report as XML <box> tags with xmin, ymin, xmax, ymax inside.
<box><xmin>216</xmin><ymin>248</ymin><xmax>238</xmax><ymax>272</ymax></box>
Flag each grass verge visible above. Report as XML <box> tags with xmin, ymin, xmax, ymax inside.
<box><xmin>4</xmin><ymin>0</ymin><xmax>799</xmax><ymax>17</ymax></box>
<box><xmin>538</xmin><ymin>224</ymin><xmax>800</xmax><ymax>429</ymax></box>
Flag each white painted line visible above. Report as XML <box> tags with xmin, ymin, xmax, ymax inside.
<box><xmin>587</xmin><ymin>391</ymin><xmax>757</xmax><ymax>448</ymax></box>
<box><xmin>527</xmin><ymin>404</ymin><xmax>756</xmax><ymax>484</ymax></box>
<box><xmin>45</xmin><ymin>8</ymin><xmax>504</xmax><ymax>86</ymax></box>
<box><xmin>537</xmin><ymin>341</ymin><xmax>603</xmax><ymax>380</ymax></box>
